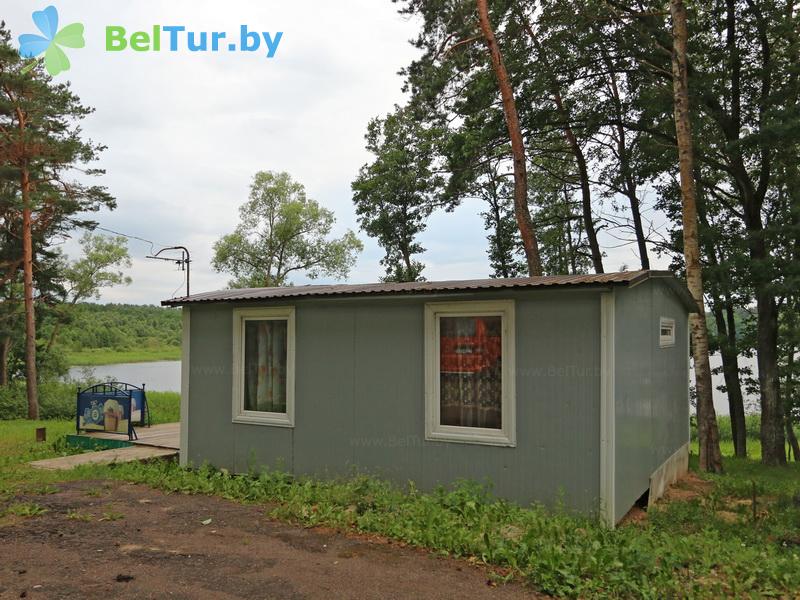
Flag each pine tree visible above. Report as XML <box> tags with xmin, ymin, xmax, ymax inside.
<box><xmin>0</xmin><ymin>24</ymin><xmax>114</xmax><ymax>417</ymax></box>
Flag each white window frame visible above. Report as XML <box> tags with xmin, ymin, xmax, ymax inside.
<box><xmin>424</xmin><ymin>300</ymin><xmax>516</xmax><ymax>447</ymax></box>
<box><xmin>659</xmin><ymin>316</ymin><xmax>676</xmax><ymax>348</ymax></box>
<box><xmin>232</xmin><ymin>306</ymin><xmax>295</xmax><ymax>427</ymax></box>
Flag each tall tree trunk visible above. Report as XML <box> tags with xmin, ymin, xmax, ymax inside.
<box><xmin>738</xmin><ymin>180</ymin><xmax>785</xmax><ymax>465</ymax></box>
<box><xmin>695</xmin><ymin>183</ymin><xmax>747</xmax><ymax>457</ymax></box>
<box><xmin>787</xmin><ymin>412</ymin><xmax>800</xmax><ymax>462</ymax></box>
<box><xmin>476</xmin><ymin>0</ymin><xmax>542</xmax><ymax>277</ymax></box>
<box><xmin>717</xmin><ymin>0</ymin><xmax>784</xmax><ymax>465</ymax></box>
<box><xmin>21</xmin><ymin>166</ymin><xmax>39</xmax><ymax>420</ymax></box>
<box><xmin>670</xmin><ymin>0</ymin><xmax>722</xmax><ymax>472</ymax></box>
<box><xmin>606</xmin><ymin>69</ymin><xmax>650</xmax><ymax>270</ymax></box>
<box><xmin>620</xmin><ymin>168</ymin><xmax>649</xmax><ymax>270</ymax></box>
<box><xmin>786</xmin><ymin>349</ymin><xmax>800</xmax><ymax>462</ymax></box>
<box><xmin>558</xmin><ymin>106</ymin><xmax>603</xmax><ymax>274</ymax></box>
<box><xmin>712</xmin><ymin>299</ymin><xmax>747</xmax><ymax>457</ymax></box>
<box><xmin>755</xmin><ymin>291</ymin><xmax>785</xmax><ymax>465</ymax></box>
<box><xmin>562</xmin><ymin>185</ymin><xmax>578</xmax><ymax>274</ymax></box>
<box><xmin>46</xmin><ymin>321</ymin><xmax>62</xmax><ymax>353</ymax></box>
<box><xmin>486</xmin><ymin>173</ymin><xmax>513</xmax><ymax>278</ymax></box>
<box><xmin>0</xmin><ymin>336</ymin><xmax>10</xmax><ymax>386</ymax></box>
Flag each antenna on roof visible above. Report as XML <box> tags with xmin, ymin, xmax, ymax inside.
<box><xmin>146</xmin><ymin>246</ymin><xmax>191</xmax><ymax>298</ymax></box>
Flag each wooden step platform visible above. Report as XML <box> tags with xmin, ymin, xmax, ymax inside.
<box><xmin>29</xmin><ymin>445</ymin><xmax>177</xmax><ymax>470</ymax></box>
<box><xmin>30</xmin><ymin>423</ymin><xmax>181</xmax><ymax>471</ymax></box>
<box><xmin>84</xmin><ymin>422</ymin><xmax>180</xmax><ymax>450</ymax></box>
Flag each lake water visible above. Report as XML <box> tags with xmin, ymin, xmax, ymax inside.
<box><xmin>68</xmin><ymin>353</ymin><xmax>758</xmax><ymax>414</ymax></box>
<box><xmin>699</xmin><ymin>353</ymin><xmax>759</xmax><ymax>416</ymax></box>
<box><xmin>68</xmin><ymin>360</ymin><xmax>181</xmax><ymax>392</ymax></box>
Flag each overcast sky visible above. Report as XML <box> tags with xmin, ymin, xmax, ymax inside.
<box><xmin>5</xmin><ymin>1</ymin><xmax>670</xmax><ymax>305</ymax></box>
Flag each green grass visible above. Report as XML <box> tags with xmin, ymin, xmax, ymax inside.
<box><xmin>2</xmin><ymin>501</ymin><xmax>48</xmax><ymax>517</ymax></box>
<box><xmin>0</xmin><ymin>419</ymin><xmax>97</xmax><ymax>501</ymax></box>
<box><xmin>691</xmin><ymin>414</ymin><xmax>800</xmax><ymax>462</ymax></box>
<box><xmin>147</xmin><ymin>391</ymin><xmax>181</xmax><ymax>424</ymax></box>
<box><xmin>0</xmin><ymin>418</ymin><xmax>798</xmax><ymax>598</ymax></box>
<box><xmin>67</xmin><ymin>346</ymin><xmax>181</xmax><ymax>366</ymax></box>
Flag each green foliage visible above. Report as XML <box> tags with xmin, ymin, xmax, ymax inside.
<box><xmin>3</xmin><ymin>501</ymin><xmax>47</xmax><ymax>517</ymax></box>
<box><xmin>0</xmin><ymin>22</ymin><xmax>115</xmax><ymax>232</ymax></box>
<box><xmin>352</xmin><ymin>105</ymin><xmax>447</xmax><ymax>281</ymax></box>
<box><xmin>146</xmin><ymin>391</ymin><xmax>181</xmax><ymax>424</ymax></box>
<box><xmin>528</xmin><ymin>167</ymin><xmax>594</xmax><ymax>275</ymax></box>
<box><xmin>712</xmin><ymin>414</ymin><xmax>767</xmax><ymax>442</ymax></box>
<box><xmin>0</xmin><ymin>380</ymin><xmax>179</xmax><ymax>423</ymax></box>
<box><xmin>213</xmin><ymin>171</ymin><xmax>363</xmax><ymax>288</ymax></box>
<box><xmin>0</xmin><ymin>21</ymin><xmax>116</xmax><ymax>417</ymax></box>
<box><xmin>52</xmin><ymin>303</ymin><xmax>182</xmax><ymax>359</ymax></box>
<box><xmin>705</xmin><ymin>308</ymin><xmax>754</xmax><ymax>347</ymax></box>
<box><xmin>477</xmin><ymin>165</ymin><xmax>528</xmax><ymax>278</ymax></box>
<box><xmin>0</xmin><ymin>380</ymin><xmax>82</xmax><ymax>420</ymax></box>
<box><xmin>370</xmin><ymin>0</ymin><xmax>616</xmax><ymax>276</ymax></box>
<box><xmin>61</xmin><ymin>233</ymin><xmax>132</xmax><ymax>303</ymax></box>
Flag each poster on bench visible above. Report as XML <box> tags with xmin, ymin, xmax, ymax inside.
<box><xmin>78</xmin><ymin>396</ymin><xmax>130</xmax><ymax>434</ymax></box>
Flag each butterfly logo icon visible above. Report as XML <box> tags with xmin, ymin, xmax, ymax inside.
<box><xmin>18</xmin><ymin>6</ymin><xmax>85</xmax><ymax>76</ymax></box>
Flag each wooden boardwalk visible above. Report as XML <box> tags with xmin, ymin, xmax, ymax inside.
<box><xmin>29</xmin><ymin>423</ymin><xmax>180</xmax><ymax>471</ymax></box>
<box><xmin>86</xmin><ymin>422</ymin><xmax>180</xmax><ymax>450</ymax></box>
<box><xmin>29</xmin><ymin>446</ymin><xmax>177</xmax><ymax>470</ymax></box>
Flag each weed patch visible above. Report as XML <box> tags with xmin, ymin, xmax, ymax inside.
<box><xmin>3</xmin><ymin>501</ymin><xmax>48</xmax><ymax>517</ymax></box>
<box><xmin>95</xmin><ymin>458</ymin><xmax>800</xmax><ymax>598</ymax></box>
<box><xmin>0</xmin><ymin>420</ymin><xmax>798</xmax><ymax>598</ymax></box>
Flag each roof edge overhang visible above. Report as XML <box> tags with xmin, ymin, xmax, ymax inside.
<box><xmin>647</xmin><ymin>272</ymin><xmax>701</xmax><ymax>314</ymax></box>
<box><xmin>162</xmin><ymin>269</ymin><xmax>699</xmax><ymax>313</ymax></box>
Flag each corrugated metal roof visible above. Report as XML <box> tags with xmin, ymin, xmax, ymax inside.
<box><xmin>162</xmin><ymin>270</ymin><xmax>698</xmax><ymax>311</ymax></box>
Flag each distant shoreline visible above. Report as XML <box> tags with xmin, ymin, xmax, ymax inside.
<box><xmin>67</xmin><ymin>347</ymin><xmax>181</xmax><ymax>367</ymax></box>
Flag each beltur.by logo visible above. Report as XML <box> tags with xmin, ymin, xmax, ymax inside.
<box><xmin>105</xmin><ymin>25</ymin><xmax>283</xmax><ymax>58</ymax></box>
<box><xmin>16</xmin><ymin>6</ymin><xmax>284</xmax><ymax>78</ymax></box>
<box><xmin>18</xmin><ymin>5</ymin><xmax>85</xmax><ymax>76</ymax></box>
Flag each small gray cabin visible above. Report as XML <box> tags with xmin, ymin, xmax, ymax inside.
<box><xmin>164</xmin><ymin>270</ymin><xmax>695</xmax><ymax>525</ymax></box>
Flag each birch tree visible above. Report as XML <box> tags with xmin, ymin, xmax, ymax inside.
<box><xmin>669</xmin><ymin>0</ymin><xmax>723</xmax><ymax>472</ymax></box>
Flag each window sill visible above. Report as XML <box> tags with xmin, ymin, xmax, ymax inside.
<box><xmin>232</xmin><ymin>412</ymin><xmax>294</xmax><ymax>428</ymax></box>
<box><xmin>426</xmin><ymin>427</ymin><xmax>515</xmax><ymax>447</ymax></box>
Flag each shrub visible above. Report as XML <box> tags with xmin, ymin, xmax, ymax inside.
<box><xmin>696</xmin><ymin>414</ymin><xmax>763</xmax><ymax>442</ymax></box>
<box><xmin>0</xmin><ymin>380</ymin><xmax>179</xmax><ymax>424</ymax></box>
<box><xmin>0</xmin><ymin>381</ymin><xmax>76</xmax><ymax>420</ymax></box>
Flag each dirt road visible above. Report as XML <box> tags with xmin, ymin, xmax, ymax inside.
<box><xmin>0</xmin><ymin>480</ymin><xmax>541</xmax><ymax>599</ymax></box>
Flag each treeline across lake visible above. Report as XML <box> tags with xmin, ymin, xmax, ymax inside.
<box><xmin>56</xmin><ymin>304</ymin><xmax>182</xmax><ymax>365</ymax></box>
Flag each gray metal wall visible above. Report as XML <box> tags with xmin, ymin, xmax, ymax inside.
<box><xmin>613</xmin><ymin>280</ymin><xmax>690</xmax><ymax>522</ymax></box>
<box><xmin>186</xmin><ymin>289</ymin><xmax>603</xmax><ymax>513</ymax></box>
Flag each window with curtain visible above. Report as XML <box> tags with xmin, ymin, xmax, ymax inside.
<box><xmin>439</xmin><ymin>316</ymin><xmax>502</xmax><ymax>429</ymax></box>
<box><xmin>424</xmin><ymin>300</ymin><xmax>515</xmax><ymax>446</ymax></box>
<box><xmin>243</xmin><ymin>319</ymin><xmax>288</xmax><ymax>413</ymax></box>
<box><xmin>232</xmin><ymin>307</ymin><xmax>295</xmax><ymax>426</ymax></box>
